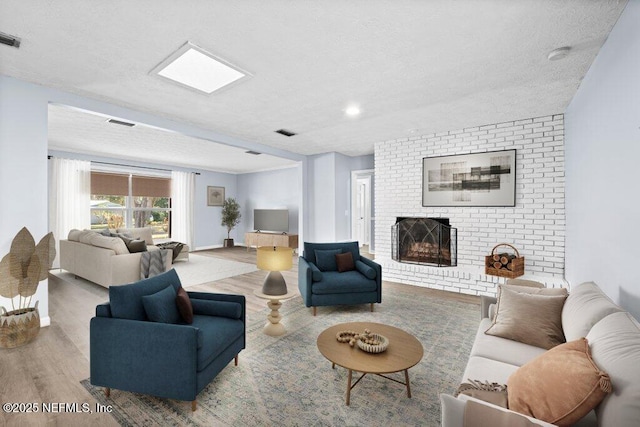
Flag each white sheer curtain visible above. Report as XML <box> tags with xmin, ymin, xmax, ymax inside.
<box><xmin>49</xmin><ymin>157</ymin><xmax>91</xmax><ymax>267</ymax></box>
<box><xmin>171</xmin><ymin>171</ymin><xmax>195</xmax><ymax>249</ymax></box>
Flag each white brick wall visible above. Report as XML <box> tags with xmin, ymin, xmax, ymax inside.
<box><xmin>375</xmin><ymin>115</ymin><xmax>567</xmax><ymax>296</ymax></box>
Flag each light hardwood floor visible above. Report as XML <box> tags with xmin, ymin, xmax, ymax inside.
<box><xmin>1</xmin><ymin>246</ymin><xmax>478</xmax><ymax>426</ymax></box>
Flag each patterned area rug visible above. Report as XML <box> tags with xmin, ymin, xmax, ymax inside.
<box><xmin>82</xmin><ymin>289</ymin><xmax>478</xmax><ymax>426</ymax></box>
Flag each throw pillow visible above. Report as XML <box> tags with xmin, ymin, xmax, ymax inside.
<box><xmin>335</xmin><ymin>252</ymin><xmax>355</xmax><ymax>272</ymax></box>
<box><xmin>507</xmin><ymin>338</ymin><xmax>612</xmax><ymax>426</ymax></box>
<box><xmin>118</xmin><ymin>235</ymin><xmax>148</xmax><ymax>253</ymax></box>
<box><xmin>109</xmin><ymin>269</ymin><xmax>182</xmax><ymax>320</ymax></box>
<box><xmin>315</xmin><ymin>249</ymin><xmax>342</xmax><ymax>271</ymax></box>
<box><xmin>504</xmin><ymin>283</ymin><xmax>568</xmax><ymax>296</ymax></box>
<box><xmin>191</xmin><ymin>299</ymin><xmax>242</xmax><ymax>319</ymax></box>
<box><xmin>485</xmin><ymin>286</ymin><xmax>567</xmax><ymax>349</ymax></box>
<box><xmin>309</xmin><ymin>262</ymin><xmax>323</xmax><ymax>281</ymax></box>
<box><xmin>141</xmin><ymin>285</ymin><xmax>182</xmax><ymax>324</ymax></box>
<box><xmin>355</xmin><ymin>260</ymin><xmax>376</xmax><ymax>279</ymax></box>
<box><xmin>175</xmin><ymin>286</ymin><xmax>193</xmax><ymax>324</ymax></box>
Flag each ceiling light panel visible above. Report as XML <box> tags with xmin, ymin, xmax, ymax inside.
<box><xmin>152</xmin><ymin>42</ymin><xmax>251</xmax><ymax>94</ymax></box>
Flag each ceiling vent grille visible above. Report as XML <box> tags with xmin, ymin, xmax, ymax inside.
<box><xmin>0</xmin><ymin>32</ymin><xmax>21</xmax><ymax>48</ymax></box>
<box><xmin>245</xmin><ymin>150</ymin><xmax>262</xmax><ymax>155</ymax></box>
<box><xmin>107</xmin><ymin>118</ymin><xmax>136</xmax><ymax>127</ymax></box>
<box><xmin>275</xmin><ymin>129</ymin><xmax>297</xmax><ymax>137</ymax></box>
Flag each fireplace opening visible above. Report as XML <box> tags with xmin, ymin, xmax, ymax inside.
<box><xmin>391</xmin><ymin>217</ymin><xmax>457</xmax><ymax>267</ymax></box>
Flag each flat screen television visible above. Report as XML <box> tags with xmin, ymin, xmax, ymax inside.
<box><xmin>254</xmin><ymin>209</ymin><xmax>289</xmax><ymax>233</ymax></box>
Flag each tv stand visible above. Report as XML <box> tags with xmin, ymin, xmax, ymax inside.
<box><xmin>245</xmin><ymin>232</ymin><xmax>298</xmax><ymax>252</ymax></box>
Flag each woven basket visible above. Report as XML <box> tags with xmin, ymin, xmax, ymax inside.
<box><xmin>0</xmin><ymin>301</ymin><xmax>40</xmax><ymax>348</ymax></box>
<box><xmin>484</xmin><ymin>243</ymin><xmax>525</xmax><ymax>279</ymax></box>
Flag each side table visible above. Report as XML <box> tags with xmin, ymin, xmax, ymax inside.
<box><xmin>253</xmin><ymin>290</ymin><xmax>297</xmax><ymax>336</ymax></box>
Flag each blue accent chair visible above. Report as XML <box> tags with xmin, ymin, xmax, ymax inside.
<box><xmin>90</xmin><ymin>269</ymin><xmax>246</xmax><ymax>411</ymax></box>
<box><xmin>298</xmin><ymin>241</ymin><xmax>381</xmax><ymax>316</ymax></box>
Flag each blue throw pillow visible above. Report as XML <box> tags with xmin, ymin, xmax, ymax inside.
<box><xmin>191</xmin><ymin>299</ymin><xmax>242</xmax><ymax>319</ymax></box>
<box><xmin>315</xmin><ymin>249</ymin><xmax>342</xmax><ymax>271</ymax></box>
<box><xmin>309</xmin><ymin>262</ymin><xmax>323</xmax><ymax>281</ymax></box>
<box><xmin>141</xmin><ymin>285</ymin><xmax>181</xmax><ymax>324</ymax></box>
<box><xmin>355</xmin><ymin>260</ymin><xmax>376</xmax><ymax>279</ymax></box>
<box><xmin>109</xmin><ymin>269</ymin><xmax>182</xmax><ymax>320</ymax></box>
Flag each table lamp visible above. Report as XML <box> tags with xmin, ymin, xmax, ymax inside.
<box><xmin>257</xmin><ymin>246</ymin><xmax>293</xmax><ymax>295</ymax></box>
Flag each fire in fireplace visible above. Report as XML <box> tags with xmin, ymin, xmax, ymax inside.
<box><xmin>391</xmin><ymin>217</ymin><xmax>457</xmax><ymax>267</ymax></box>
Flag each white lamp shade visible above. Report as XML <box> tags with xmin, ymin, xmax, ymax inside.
<box><xmin>257</xmin><ymin>246</ymin><xmax>293</xmax><ymax>271</ymax></box>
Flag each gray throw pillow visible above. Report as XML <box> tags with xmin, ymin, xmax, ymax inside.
<box><xmin>118</xmin><ymin>235</ymin><xmax>148</xmax><ymax>253</ymax></box>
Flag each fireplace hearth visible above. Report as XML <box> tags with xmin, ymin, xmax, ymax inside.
<box><xmin>391</xmin><ymin>217</ymin><xmax>457</xmax><ymax>267</ymax></box>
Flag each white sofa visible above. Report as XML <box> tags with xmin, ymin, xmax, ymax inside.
<box><xmin>441</xmin><ymin>281</ymin><xmax>640</xmax><ymax>427</ymax></box>
<box><xmin>60</xmin><ymin>228</ymin><xmax>173</xmax><ymax>288</ymax></box>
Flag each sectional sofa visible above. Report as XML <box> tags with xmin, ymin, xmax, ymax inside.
<box><xmin>441</xmin><ymin>281</ymin><xmax>640</xmax><ymax>426</ymax></box>
<box><xmin>60</xmin><ymin>228</ymin><xmax>172</xmax><ymax>287</ymax></box>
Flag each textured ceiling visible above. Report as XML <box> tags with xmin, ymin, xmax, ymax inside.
<box><xmin>47</xmin><ymin>105</ymin><xmax>299</xmax><ymax>174</ymax></box>
<box><xmin>0</xmin><ymin>0</ymin><xmax>628</xmax><ymax>170</ymax></box>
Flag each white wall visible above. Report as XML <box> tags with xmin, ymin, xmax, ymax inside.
<box><xmin>565</xmin><ymin>1</ymin><xmax>640</xmax><ymax>318</ymax></box>
<box><xmin>307</xmin><ymin>153</ymin><xmax>337</xmax><ymax>242</ymax></box>
<box><xmin>0</xmin><ymin>77</ymin><xmax>50</xmax><ymax>325</ymax></box>
<box><xmin>375</xmin><ymin>115</ymin><xmax>567</xmax><ymax>295</ymax></box>
<box><xmin>236</xmin><ymin>165</ymin><xmax>302</xmax><ymax>240</ymax></box>
<box><xmin>194</xmin><ymin>170</ymin><xmax>238</xmax><ymax>249</ymax></box>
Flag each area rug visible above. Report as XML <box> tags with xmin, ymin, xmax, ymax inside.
<box><xmin>82</xmin><ymin>289</ymin><xmax>479</xmax><ymax>426</ymax></box>
<box><xmin>171</xmin><ymin>254</ymin><xmax>258</xmax><ymax>287</ymax></box>
<box><xmin>52</xmin><ymin>254</ymin><xmax>257</xmax><ymax>288</ymax></box>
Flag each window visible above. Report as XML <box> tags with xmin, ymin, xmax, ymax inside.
<box><xmin>90</xmin><ymin>171</ymin><xmax>171</xmax><ymax>239</ymax></box>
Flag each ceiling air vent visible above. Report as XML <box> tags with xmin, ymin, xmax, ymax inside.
<box><xmin>275</xmin><ymin>129</ymin><xmax>297</xmax><ymax>137</ymax></box>
<box><xmin>245</xmin><ymin>150</ymin><xmax>261</xmax><ymax>155</ymax></box>
<box><xmin>0</xmin><ymin>32</ymin><xmax>21</xmax><ymax>48</ymax></box>
<box><xmin>107</xmin><ymin>118</ymin><xmax>136</xmax><ymax>127</ymax></box>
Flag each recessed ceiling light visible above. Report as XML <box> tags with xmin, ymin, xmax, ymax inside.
<box><xmin>345</xmin><ymin>105</ymin><xmax>361</xmax><ymax>117</ymax></box>
<box><xmin>151</xmin><ymin>42</ymin><xmax>251</xmax><ymax>94</ymax></box>
<box><xmin>548</xmin><ymin>46</ymin><xmax>571</xmax><ymax>61</ymax></box>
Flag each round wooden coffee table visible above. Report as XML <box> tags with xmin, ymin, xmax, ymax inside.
<box><xmin>317</xmin><ymin>322</ymin><xmax>424</xmax><ymax>405</ymax></box>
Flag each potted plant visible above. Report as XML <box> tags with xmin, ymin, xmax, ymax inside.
<box><xmin>221</xmin><ymin>198</ymin><xmax>241</xmax><ymax>248</ymax></box>
<box><xmin>0</xmin><ymin>227</ymin><xmax>55</xmax><ymax>348</ymax></box>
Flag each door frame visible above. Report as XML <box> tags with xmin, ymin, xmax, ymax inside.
<box><xmin>351</xmin><ymin>169</ymin><xmax>374</xmax><ymax>249</ymax></box>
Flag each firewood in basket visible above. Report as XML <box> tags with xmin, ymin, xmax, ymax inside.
<box><xmin>506</xmin><ymin>262</ymin><xmax>513</xmax><ymax>271</ymax></box>
<box><xmin>500</xmin><ymin>256</ymin><xmax>509</xmax><ymax>265</ymax></box>
<box><xmin>492</xmin><ymin>254</ymin><xmax>501</xmax><ymax>262</ymax></box>
<box><xmin>493</xmin><ymin>261</ymin><xmax>503</xmax><ymax>269</ymax></box>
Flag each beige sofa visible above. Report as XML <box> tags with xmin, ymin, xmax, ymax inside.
<box><xmin>441</xmin><ymin>281</ymin><xmax>640</xmax><ymax>427</ymax></box>
<box><xmin>60</xmin><ymin>228</ymin><xmax>172</xmax><ymax>288</ymax></box>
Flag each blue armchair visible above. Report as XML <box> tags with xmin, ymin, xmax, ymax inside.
<box><xmin>298</xmin><ymin>241</ymin><xmax>381</xmax><ymax>316</ymax></box>
<box><xmin>90</xmin><ymin>269</ymin><xmax>245</xmax><ymax>411</ymax></box>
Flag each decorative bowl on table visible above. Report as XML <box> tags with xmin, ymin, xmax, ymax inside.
<box><xmin>357</xmin><ymin>333</ymin><xmax>389</xmax><ymax>354</ymax></box>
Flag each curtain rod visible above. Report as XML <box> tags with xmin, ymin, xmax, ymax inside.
<box><xmin>47</xmin><ymin>156</ymin><xmax>201</xmax><ymax>175</ymax></box>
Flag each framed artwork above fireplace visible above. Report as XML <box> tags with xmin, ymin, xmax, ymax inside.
<box><xmin>422</xmin><ymin>149</ymin><xmax>516</xmax><ymax>207</ymax></box>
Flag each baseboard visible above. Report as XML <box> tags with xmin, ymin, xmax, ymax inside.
<box><xmin>40</xmin><ymin>316</ymin><xmax>51</xmax><ymax>327</ymax></box>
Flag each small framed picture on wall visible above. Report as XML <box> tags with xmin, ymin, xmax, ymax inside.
<box><xmin>207</xmin><ymin>186</ymin><xmax>225</xmax><ymax>206</ymax></box>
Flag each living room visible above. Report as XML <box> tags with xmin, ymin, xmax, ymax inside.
<box><xmin>1</xmin><ymin>1</ymin><xmax>639</xmax><ymax>426</ymax></box>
